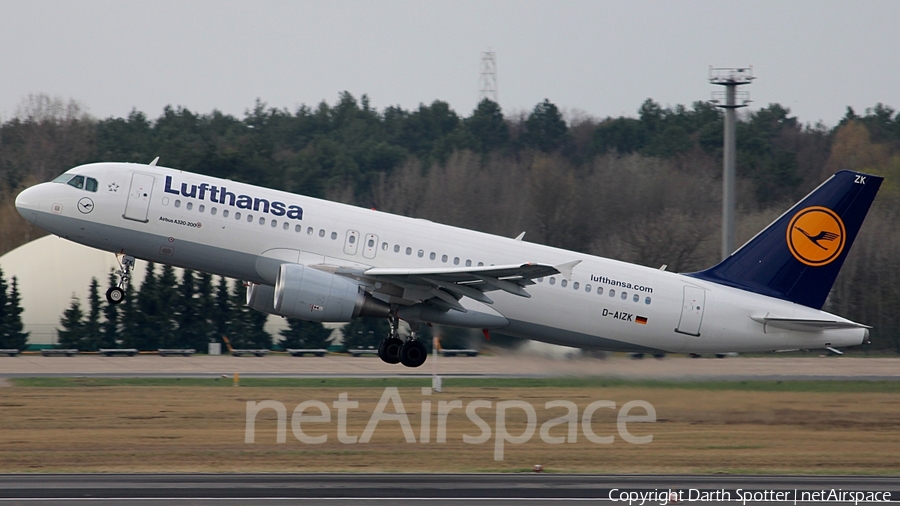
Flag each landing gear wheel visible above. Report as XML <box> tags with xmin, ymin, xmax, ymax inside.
<box><xmin>109</xmin><ymin>253</ymin><xmax>135</xmax><ymax>304</ymax></box>
<box><xmin>106</xmin><ymin>287</ymin><xmax>125</xmax><ymax>305</ymax></box>
<box><xmin>399</xmin><ymin>339</ymin><xmax>428</xmax><ymax>368</ymax></box>
<box><xmin>378</xmin><ymin>337</ymin><xmax>403</xmax><ymax>364</ymax></box>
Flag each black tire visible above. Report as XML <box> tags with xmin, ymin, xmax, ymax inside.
<box><xmin>378</xmin><ymin>337</ymin><xmax>403</xmax><ymax>364</ymax></box>
<box><xmin>399</xmin><ymin>339</ymin><xmax>428</xmax><ymax>368</ymax></box>
<box><xmin>106</xmin><ymin>287</ymin><xmax>125</xmax><ymax>305</ymax></box>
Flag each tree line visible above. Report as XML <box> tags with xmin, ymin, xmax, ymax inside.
<box><xmin>55</xmin><ymin>264</ymin><xmax>473</xmax><ymax>353</ymax></box>
<box><xmin>1</xmin><ymin>92</ymin><xmax>899</xmax><ymax>350</ymax></box>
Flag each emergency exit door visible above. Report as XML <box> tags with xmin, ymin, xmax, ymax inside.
<box><xmin>123</xmin><ymin>173</ymin><xmax>154</xmax><ymax>223</ymax></box>
<box><xmin>675</xmin><ymin>285</ymin><xmax>705</xmax><ymax>336</ymax></box>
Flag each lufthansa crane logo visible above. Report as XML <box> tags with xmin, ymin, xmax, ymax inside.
<box><xmin>786</xmin><ymin>206</ymin><xmax>845</xmax><ymax>267</ymax></box>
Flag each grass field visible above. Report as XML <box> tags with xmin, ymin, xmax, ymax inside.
<box><xmin>1</xmin><ymin>378</ymin><xmax>899</xmax><ymax>474</ymax></box>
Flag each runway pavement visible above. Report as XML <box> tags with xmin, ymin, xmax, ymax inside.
<box><xmin>0</xmin><ymin>473</ymin><xmax>897</xmax><ymax>505</ymax></box>
<box><xmin>1</xmin><ymin>353</ymin><xmax>899</xmax><ymax>380</ymax></box>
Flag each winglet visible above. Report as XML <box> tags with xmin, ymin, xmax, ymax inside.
<box><xmin>514</xmin><ymin>232</ymin><xmax>526</xmax><ymax>241</ymax></box>
<box><xmin>554</xmin><ymin>260</ymin><xmax>582</xmax><ymax>281</ymax></box>
<box><xmin>149</xmin><ymin>156</ymin><xmax>160</xmax><ymax>166</ymax></box>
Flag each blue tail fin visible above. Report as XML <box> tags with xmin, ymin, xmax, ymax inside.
<box><xmin>688</xmin><ymin>170</ymin><xmax>882</xmax><ymax>309</ymax></box>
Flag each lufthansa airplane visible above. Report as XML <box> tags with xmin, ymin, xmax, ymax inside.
<box><xmin>15</xmin><ymin>161</ymin><xmax>882</xmax><ymax>367</ymax></box>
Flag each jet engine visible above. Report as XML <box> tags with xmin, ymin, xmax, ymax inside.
<box><xmin>246</xmin><ymin>263</ymin><xmax>389</xmax><ymax>323</ymax></box>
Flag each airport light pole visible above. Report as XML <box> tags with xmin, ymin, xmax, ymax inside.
<box><xmin>709</xmin><ymin>66</ymin><xmax>754</xmax><ymax>259</ymax></box>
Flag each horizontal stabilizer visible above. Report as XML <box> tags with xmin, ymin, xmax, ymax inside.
<box><xmin>750</xmin><ymin>316</ymin><xmax>871</xmax><ymax>332</ymax></box>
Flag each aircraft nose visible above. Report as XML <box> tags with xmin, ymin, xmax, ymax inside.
<box><xmin>15</xmin><ymin>185</ymin><xmax>43</xmax><ymax>223</ymax></box>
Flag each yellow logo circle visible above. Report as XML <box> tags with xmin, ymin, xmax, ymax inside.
<box><xmin>786</xmin><ymin>206</ymin><xmax>846</xmax><ymax>267</ymax></box>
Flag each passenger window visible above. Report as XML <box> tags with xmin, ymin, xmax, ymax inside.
<box><xmin>633</xmin><ymin>294</ymin><xmax>639</xmax><ymax>302</ymax></box>
<box><xmin>573</xmin><ymin>282</ymin><xmax>579</xmax><ymax>290</ymax></box>
<box><xmin>307</xmin><ymin>227</ymin><xmax>313</xmax><ymax>235</ymax></box>
<box><xmin>585</xmin><ymin>284</ymin><xmax>591</xmax><ymax>292</ymax></box>
<box><xmin>198</xmin><ymin>204</ymin><xmax>205</xmax><ymax>213</ymax></box>
<box><xmin>394</xmin><ymin>245</ymin><xmax>400</xmax><ymax>253</ymax></box>
<box><xmin>537</xmin><ymin>277</ymin><xmax>544</xmax><ymax>283</ymax></box>
<box><xmin>597</xmin><ymin>287</ymin><xmax>603</xmax><ymax>295</ymax></box>
<box><xmin>319</xmin><ymin>229</ymin><xmax>325</xmax><ymax>237</ymax></box>
<box><xmin>621</xmin><ymin>291</ymin><xmax>628</xmax><ymax>300</ymax></box>
<box><xmin>349</xmin><ymin>235</ymin><xmax>356</xmax><ymax>244</ymax></box>
<box><xmin>259</xmin><ymin>217</ymin><xmax>265</xmax><ymax>225</ymax></box>
<box><xmin>441</xmin><ymin>254</ymin><xmax>448</xmax><ymax>263</ymax></box>
<box><xmin>283</xmin><ymin>222</ymin><xmax>289</xmax><ymax>230</ymax></box>
<box><xmin>429</xmin><ymin>252</ymin><xmax>436</xmax><ymax>260</ymax></box>
<box><xmin>454</xmin><ymin>257</ymin><xmax>460</xmax><ymax>265</ymax></box>
<box><xmin>465</xmin><ymin>260</ymin><xmax>472</xmax><ymax>267</ymax></box>
<box><xmin>609</xmin><ymin>289</ymin><xmax>615</xmax><ymax>297</ymax></box>
<box><xmin>187</xmin><ymin>202</ymin><xmax>193</xmax><ymax>210</ymax></box>
<box><xmin>235</xmin><ymin>212</ymin><xmax>241</xmax><ymax>220</ymax></box>
<box><xmin>406</xmin><ymin>247</ymin><xmax>412</xmax><ymax>255</ymax></box>
<box><xmin>549</xmin><ymin>277</ymin><xmax>556</xmax><ymax>285</ymax></box>
<box><xmin>561</xmin><ymin>279</ymin><xmax>568</xmax><ymax>288</ymax></box>
<box><xmin>418</xmin><ymin>250</ymin><xmax>424</xmax><ymax>258</ymax></box>
<box><xmin>645</xmin><ymin>297</ymin><xmax>652</xmax><ymax>305</ymax></box>
<box><xmin>211</xmin><ymin>207</ymin><xmax>217</xmax><ymax>215</ymax></box>
<box><xmin>331</xmin><ymin>232</ymin><xmax>337</xmax><ymax>240</ymax></box>
<box><xmin>223</xmin><ymin>210</ymin><xmax>229</xmax><ymax>218</ymax></box>
<box><xmin>477</xmin><ymin>262</ymin><xmax>484</xmax><ymax>266</ymax></box>
<box><xmin>271</xmin><ymin>219</ymin><xmax>277</xmax><ymax>227</ymax></box>
<box><xmin>296</xmin><ymin>225</ymin><xmax>302</xmax><ymax>232</ymax></box>
<box><xmin>85</xmin><ymin>178</ymin><xmax>98</xmax><ymax>192</ymax></box>
<box><xmin>68</xmin><ymin>175</ymin><xmax>85</xmax><ymax>189</ymax></box>
<box><xmin>174</xmin><ymin>200</ymin><xmax>181</xmax><ymax>208</ymax></box>
<box><xmin>381</xmin><ymin>242</ymin><xmax>387</xmax><ymax>250</ymax></box>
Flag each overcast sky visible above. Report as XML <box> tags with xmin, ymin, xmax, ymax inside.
<box><xmin>1</xmin><ymin>0</ymin><xmax>898</xmax><ymax>126</ymax></box>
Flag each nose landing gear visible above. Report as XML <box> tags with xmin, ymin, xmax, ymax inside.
<box><xmin>105</xmin><ymin>254</ymin><xmax>134</xmax><ymax>305</ymax></box>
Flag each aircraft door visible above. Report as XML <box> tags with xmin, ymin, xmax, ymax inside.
<box><xmin>675</xmin><ymin>285</ymin><xmax>705</xmax><ymax>336</ymax></box>
<box><xmin>362</xmin><ymin>233</ymin><xmax>378</xmax><ymax>259</ymax></box>
<box><xmin>123</xmin><ymin>173</ymin><xmax>155</xmax><ymax>223</ymax></box>
<box><xmin>343</xmin><ymin>230</ymin><xmax>360</xmax><ymax>255</ymax></box>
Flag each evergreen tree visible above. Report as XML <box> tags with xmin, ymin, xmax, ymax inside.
<box><xmin>340</xmin><ymin>317</ymin><xmax>388</xmax><ymax>351</ymax></box>
<box><xmin>57</xmin><ymin>295</ymin><xmax>85</xmax><ymax>349</ymax></box>
<box><xmin>228</xmin><ymin>280</ymin><xmax>271</xmax><ymax>349</ymax></box>
<box><xmin>119</xmin><ymin>281</ymin><xmax>138</xmax><ymax>348</ymax></box>
<box><xmin>82</xmin><ymin>278</ymin><xmax>102</xmax><ymax>351</ymax></box>
<box><xmin>2</xmin><ymin>276</ymin><xmax>29</xmax><ymax>349</ymax></box>
<box><xmin>0</xmin><ymin>268</ymin><xmax>8</xmax><ymax>345</ymax></box>
<box><xmin>101</xmin><ymin>272</ymin><xmax>120</xmax><ymax>349</ymax></box>
<box><xmin>523</xmin><ymin>99</ymin><xmax>569</xmax><ymax>152</ymax></box>
<box><xmin>214</xmin><ymin>276</ymin><xmax>232</xmax><ymax>341</ymax></box>
<box><xmin>175</xmin><ymin>269</ymin><xmax>213</xmax><ymax>350</ymax></box>
<box><xmin>156</xmin><ymin>264</ymin><xmax>179</xmax><ymax>348</ymax></box>
<box><xmin>279</xmin><ymin>318</ymin><xmax>333</xmax><ymax>350</ymax></box>
<box><xmin>465</xmin><ymin>99</ymin><xmax>509</xmax><ymax>154</ymax></box>
<box><xmin>133</xmin><ymin>262</ymin><xmax>159</xmax><ymax>350</ymax></box>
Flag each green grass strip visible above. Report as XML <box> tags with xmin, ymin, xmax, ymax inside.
<box><xmin>8</xmin><ymin>376</ymin><xmax>900</xmax><ymax>392</ymax></box>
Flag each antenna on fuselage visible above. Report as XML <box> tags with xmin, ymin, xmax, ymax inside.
<box><xmin>149</xmin><ymin>157</ymin><xmax>159</xmax><ymax>166</ymax></box>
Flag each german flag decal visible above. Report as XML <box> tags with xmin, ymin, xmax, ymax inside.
<box><xmin>635</xmin><ymin>316</ymin><xmax>648</xmax><ymax>325</ymax></box>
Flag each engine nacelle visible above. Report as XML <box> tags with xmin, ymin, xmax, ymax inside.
<box><xmin>272</xmin><ymin>264</ymin><xmax>388</xmax><ymax>322</ymax></box>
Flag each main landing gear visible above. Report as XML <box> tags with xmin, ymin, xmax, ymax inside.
<box><xmin>105</xmin><ymin>254</ymin><xmax>135</xmax><ymax>305</ymax></box>
<box><xmin>378</xmin><ymin>313</ymin><xmax>427</xmax><ymax>368</ymax></box>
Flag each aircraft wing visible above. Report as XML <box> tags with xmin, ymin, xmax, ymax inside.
<box><xmin>356</xmin><ymin>260</ymin><xmax>580</xmax><ymax>312</ymax></box>
<box><xmin>750</xmin><ymin>316</ymin><xmax>871</xmax><ymax>332</ymax></box>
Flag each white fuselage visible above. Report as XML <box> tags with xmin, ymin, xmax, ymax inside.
<box><xmin>15</xmin><ymin>163</ymin><xmax>866</xmax><ymax>353</ymax></box>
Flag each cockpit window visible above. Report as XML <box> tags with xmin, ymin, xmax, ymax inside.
<box><xmin>67</xmin><ymin>175</ymin><xmax>85</xmax><ymax>190</ymax></box>
<box><xmin>51</xmin><ymin>173</ymin><xmax>98</xmax><ymax>192</ymax></box>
